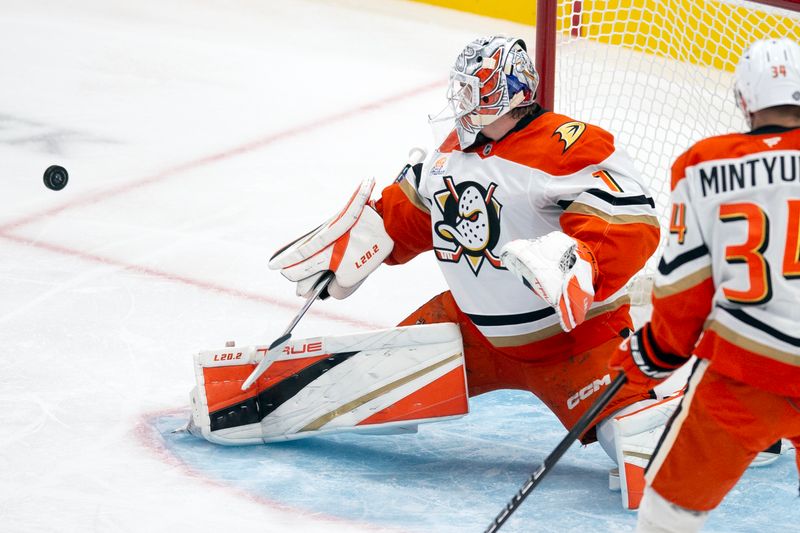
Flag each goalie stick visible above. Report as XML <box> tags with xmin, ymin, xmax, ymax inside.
<box><xmin>243</xmin><ymin>149</ymin><xmax>427</xmax><ymax>391</ymax></box>
<box><xmin>241</xmin><ymin>271</ymin><xmax>334</xmax><ymax>390</ymax></box>
<box><xmin>484</xmin><ymin>373</ymin><xmax>628</xmax><ymax>533</ymax></box>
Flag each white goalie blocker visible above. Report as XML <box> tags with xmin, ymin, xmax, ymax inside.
<box><xmin>188</xmin><ymin>323</ymin><xmax>468</xmax><ymax>445</ymax></box>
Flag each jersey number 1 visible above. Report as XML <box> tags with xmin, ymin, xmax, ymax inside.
<box><xmin>719</xmin><ymin>200</ymin><xmax>800</xmax><ymax>305</ymax></box>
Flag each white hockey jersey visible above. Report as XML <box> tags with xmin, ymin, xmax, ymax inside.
<box><xmin>376</xmin><ymin>109</ymin><xmax>660</xmax><ymax>357</ymax></box>
<box><xmin>643</xmin><ymin>125</ymin><xmax>800</xmax><ymax>396</ymax></box>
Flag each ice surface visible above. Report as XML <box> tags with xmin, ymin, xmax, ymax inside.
<box><xmin>150</xmin><ymin>392</ymin><xmax>799</xmax><ymax>533</ymax></box>
<box><xmin>0</xmin><ymin>1</ymin><xmax>795</xmax><ymax>532</ymax></box>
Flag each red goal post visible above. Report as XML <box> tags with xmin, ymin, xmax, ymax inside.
<box><xmin>534</xmin><ymin>0</ymin><xmax>800</xmax><ymax>304</ymax></box>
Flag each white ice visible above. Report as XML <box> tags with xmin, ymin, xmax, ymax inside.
<box><xmin>0</xmin><ymin>1</ymin><xmax>795</xmax><ymax>532</ymax></box>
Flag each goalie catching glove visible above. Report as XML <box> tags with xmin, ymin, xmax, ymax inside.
<box><xmin>269</xmin><ymin>178</ymin><xmax>394</xmax><ymax>299</ymax></box>
<box><xmin>500</xmin><ymin>231</ymin><xmax>598</xmax><ymax>332</ymax></box>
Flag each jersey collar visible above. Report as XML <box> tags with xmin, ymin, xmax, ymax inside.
<box><xmin>470</xmin><ymin>104</ymin><xmax>548</xmax><ymax>150</ymax></box>
<box><xmin>748</xmin><ymin>124</ymin><xmax>800</xmax><ymax>135</ymax></box>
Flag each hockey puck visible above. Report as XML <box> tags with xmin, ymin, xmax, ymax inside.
<box><xmin>43</xmin><ymin>165</ymin><xmax>69</xmax><ymax>191</ymax></box>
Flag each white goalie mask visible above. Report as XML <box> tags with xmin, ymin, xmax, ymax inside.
<box><xmin>430</xmin><ymin>35</ymin><xmax>539</xmax><ymax>149</ymax></box>
<box><xmin>734</xmin><ymin>38</ymin><xmax>800</xmax><ymax>127</ymax></box>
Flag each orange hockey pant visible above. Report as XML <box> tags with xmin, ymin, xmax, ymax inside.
<box><xmin>646</xmin><ymin>359</ymin><xmax>800</xmax><ymax>511</ymax></box>
<box><xmin>398</xmin><ymin>291</ymin><xmax>652</xmax><ymax>442</ymax></box>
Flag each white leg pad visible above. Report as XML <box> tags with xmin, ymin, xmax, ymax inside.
<box><xmin>636</xmin><ymin>486</ymin><xmax>709</xmax><ymax>533</ymax></box>
<box><xmin>188</xmin><ymin>323</ymin><xmax>468</xmax><ymax>446</ymax></box>
<box><xmin>598</xmin><ymin>393</ymin><xmax>683</xmax><ymax>509</ymax></box>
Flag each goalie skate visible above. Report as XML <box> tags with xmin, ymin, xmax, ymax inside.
<box><xmin>188</xmin><ymin>323</ymin><xmax>468</xmax><ymax>445</ymax></box>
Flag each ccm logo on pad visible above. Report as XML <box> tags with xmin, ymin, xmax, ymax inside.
<box><xmin>567</xmin><ymin>373</ymin><xmax>611</xmax><ymax>410</ymax></box>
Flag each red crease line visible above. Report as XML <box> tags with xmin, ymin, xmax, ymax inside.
<box><xmin>0</xmin><ymin>231</ymin><xmax>382</xmax><ymax>331</ymax></box>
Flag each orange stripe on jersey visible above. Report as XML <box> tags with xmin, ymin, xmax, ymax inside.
<box><xmin>592</xmin><ymin>169</ymin><xmax>624</xmax><ymax>192</ymax></box>
<box><xmin>671</xmin><ymin>127</ymin><xmax>800</xmax><ymax>190</ymax></box>
<box><xmin>695</xmin><ymin>328</ymin><xmax>800</xmax><ymax>397</ymax></box>
<box><xmin>439</xmin><ymin>112</ymin><xmax>617</xmax><ymax>177</ymax></box>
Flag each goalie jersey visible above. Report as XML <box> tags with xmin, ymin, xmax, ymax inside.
<box><xmin>375</xmin><ymin>109</ymin><xmax>660</xmax><ymax>358</ymax></box>
<box><xmin>640</xmin><ymin>125</ymin><xmax>800</xmax><ymax>397</ymax></box>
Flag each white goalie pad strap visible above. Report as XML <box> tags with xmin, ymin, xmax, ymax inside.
<box><xmin>269</xmin><ymin>178</ymin><xmax>376</xmax><ymax>270</ymax></box>
<box><xmin>609</xmin><ymin>394</ymin><xmax>683</xmax><ymax>510</ymax></box>
<box><xmin>188</xmin><ymin>323</ymin><xmax>468</xmax><ymax>446</ymax></box>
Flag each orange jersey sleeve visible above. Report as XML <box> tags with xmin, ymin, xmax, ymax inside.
<box><xmin>623</xmin><ymin>149</ymin><xmax>714</xmax><ymax>371</ymax></box>
<box><xmin>552</xmin><ymin>132</ymin><xmax>661</xmax><ymax>301</ymax></box>
<box><xmin>561</xmin><ymin>210</ymin><xmax>660</xmax><ymax>301</ymax></box>
<box><xmin>374</xmin><ymin>178</ymin><xmax>433</xmax><ymax>265</ymax></box>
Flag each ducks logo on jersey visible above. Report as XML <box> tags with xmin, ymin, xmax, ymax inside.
<box><xmin>432</xmin><ymin>176</ymin><xmax>504</xmax><ymax>275</ymax></box>
<box><xmin>553</xmin><ymin>121</ymin><xmax>586</xmax><ymax>153</ymax></box>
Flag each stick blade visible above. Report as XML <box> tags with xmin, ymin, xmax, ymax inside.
<box><xmin>240</xmin><ymin>333</ymin><xmax>292</xmax><ymax>391</ymax></box>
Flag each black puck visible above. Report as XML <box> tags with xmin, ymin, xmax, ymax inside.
<box><xmin>44</xmin><ymin>165</ymin><xmax>69</xmax><ymax>191</ymax></box>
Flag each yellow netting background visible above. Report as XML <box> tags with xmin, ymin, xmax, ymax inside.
<box><xmin>553</xmin><ymin>0</ymin><xmax>800</xmax><ymax>304</ymax></box>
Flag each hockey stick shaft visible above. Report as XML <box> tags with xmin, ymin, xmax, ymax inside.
<box><xmin>484</xmin><ymin>372</ymin><xmax>628</xmax><ymax>533</ymax></box>
<box><xmin>241</xmin><ymin>271</ymin><xmax>334</xmax><ymax>390</ymax></box>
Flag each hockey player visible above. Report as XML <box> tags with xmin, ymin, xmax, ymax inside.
<box><xmin>610</xmin><ymin>37</ymin><xmax>800</xmax><ymax>531</ymax></box>
<box><xmin>269</xmin><ymin>35</ymin><xmax>662</xmax><ymax>506</ymax></box>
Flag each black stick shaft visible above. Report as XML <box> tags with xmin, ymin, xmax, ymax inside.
<box><xmin>485</xmin><ymin>373</ymin><xmax>628</xmax><ymax>533</ymax></box>
<box><xmin>241</xmin><ymin>271</ymin><xmax>334</xmax><ymax>391</ymax></box>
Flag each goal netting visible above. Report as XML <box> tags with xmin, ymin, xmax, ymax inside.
<box><xmin>542</xmin><ymin>0</ymin><xmax>800</xmax><ymax>305</ymax></box>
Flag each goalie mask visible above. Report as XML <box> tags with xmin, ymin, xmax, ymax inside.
<box><xmin>430</xmin><ymin>35</ymin><xmax>539</xmax><ymax>150</ymax></box>
<box><xmin>734</xmin><ymin>38</ymin><xmax>800</xmax><ymax>127</ymax></box>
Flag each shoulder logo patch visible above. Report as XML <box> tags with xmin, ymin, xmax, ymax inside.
<box><xmin>553</xmin><ymin>121</ymin><xmax>586</xmax><ymax>153</ymax></box>
<box><xmin>430</xmin><ymin>156</ymin><xmax>448</xmax><ymax>176</ymax></box>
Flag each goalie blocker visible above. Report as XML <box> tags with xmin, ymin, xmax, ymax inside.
<box><xmin>188</xmin><ymin>323</ymin><xmax>468</xmax><ymax>445</ymax></box>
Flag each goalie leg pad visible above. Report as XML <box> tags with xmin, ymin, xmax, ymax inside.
<box><xmin>189</xmin><ymin>323</ymin><xmax>468</xmax><ymax>445</ymax></box>
<box><xmin>597</xmin><ymin>393</ymin><xmax>683</xmax><ymax>510</ymax></box>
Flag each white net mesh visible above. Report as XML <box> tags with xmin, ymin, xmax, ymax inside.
<box><xmin>550</xmin><ymin>0</ymin><xmax>800</xmax><ymax>305</ymax></box>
